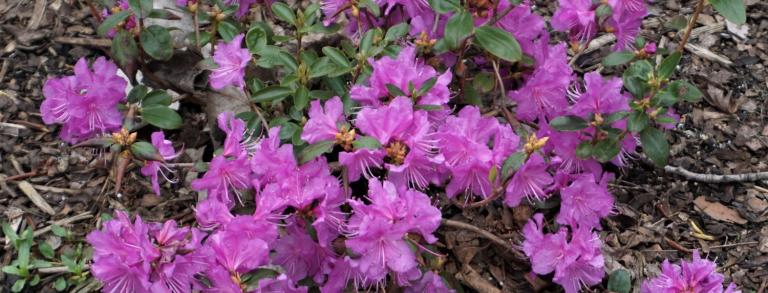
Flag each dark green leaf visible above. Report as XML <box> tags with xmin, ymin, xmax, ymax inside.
<box><xmin>111</xmin><ymin>30</ymin><xmax>139</xmax><ymax>67</ymax></box>
<box><xmin>217</xmin><ymin>21</ymin><xmax>239</xmax><ymax>42</ymax></box>
<box><xmin>472</xmin><ymin>72</ymin><xmax>495</xmax><ymax>93</ymax></box>
<box><xmin>127</xmin><ymin>85</ymin><xmax>148</xmax><ymax>103</ymax></box>
<box><xmin>39</xmin><ymin>242</ymin><xmax>55</xmax><ymax>259</ymax></box>
<box><xmin>709</xmin><ymin>0</ymin><xmax>746</xmax><ymax>24</ymax></box>
<box><xmin>607</xmin><ymin>269</ymin><xmax>632</xmax><ymax>293</ymax></box>
<box><xmin>603</xmin><ymin>51</ymin><xmax>635</xmax><ymax>66</ymax></box>
<box><xmin>323</xmin><ymin>46</ymin><xmax>350</xmax><ymax>67</ymax></box>
<box><xmin>593</xmin><ymin>136</ymin><xmax>621</xmax><ymax>162</ymax></box>
<box><xmin>428</xmin><ymin>0</ymin><xmax>460</xmax><ymax>14</ymax></box>
<box><xmin>384</xmin><ymin>22</ymin><xmax>409</xmax><ymax>42</ymax></box>
<box><xmin>141</xmin><ymin>105</ymin><xmax>182</xmax><ymax>129</ymax></box>
<box><xmin>353</xmin><ymin>136</ymin><xmax>382</xmax><ymax>150</ymax></box>
<box><xmin>444</xmin><ymin>10</ymin><xmax>473</xmax><ymax>49</ymax></box>
<box><xmin>143</xmin><ymin>90</ymin><xmax>172</xmax><ymax>106</ymax></box>
<box><xmin>294</xmin><ymin>86</ymin><xmax>310</xmax><ymax>110</ymax></box>
<box><xmin>550</xmin><ymin>115</ymin><xmax>589</xmax><ymax>131</ymax></box>
<box><xmin>128</xmin><ymin>0</ymin><xmax>152</xmax><ymax>17</ymax></box>
<box><xmin>97</xmin><ymin>10</ymin><xmax>131</xmax><ymax>36</ymax></box>
<box><xmin>358</xmin><ymin>0</ymin><xmax>380</xmax><ymax>17</ymax></box>
<box><xmin>667</xmin><ymin>80</ymin><xmax>703</xmax><ymax>102</ymax></box>
<box><xmin>474</xmin><ymin>26</ymin><xmax>522</xmax><ymax>63</ymax></box>
<box><xmin>652</xmin><ymin>90</ymin><xmax>678</xmax><ymax>107</ymax></box>
<box><xmin>657</xmin><ymin>52</ymin><xmax>681</xmax><ymax>79</ymax></box>
<box><xmin>627</xmin><ymin>111</ymin><xmax>649</xmax><ymax>133</ymax></box>
<box><xmin>147</xmin><ymin>8</ymin><xmax>175</xmax><ymax>19</ymax></box>
<box><xmin>252</xmin><ymin>85</ymin><xmax>293</xmax><ymax>102</ymax></box>
<box><xmin>271</xmin><ymin>2</ymin><xmax>296</xmax><ymax>25</ymax></box>
<box><xmin>386</xmin><ymin>84</ymin><xmax>407</xmax><ymax>97</ymax></box>
<box><xmin>245</xmin><ymin>26</ymin><xmax>267</xmax><ymax>54</ymax></box>
<box><xmin>242</xmin><ymin>269</ymin><xmax>280</xmax><ymax>291</ymax></box>
<box><xmin>360</xmin><ymin>29</ymin><xmax>376</xmax><ymax>57</ymax></box>
<box><xmin>501</xmin><ymin>152</ymin><xmax>526</xmax><ymax>180</ymax></box>
<box><xmin>640</xmin><ymin>127</ymin><xmax>669</xmax><ymax>166</ymax></box>
<box><xmin>575</xmin><ymin>141</ymin><xmax>593</xmax><ymax>159</ymax></box>
<box><xmin>603</xmin><ymin>111</ymin><xmax>629</xmax><ymax>124</ymax></box>
<box><xmin>297</xmin><ymin>140</ymin><xmax>334</xmax><ymax>164</ymax></box>
<box><xmin>278</xmin><ymin>51</ymin><xmax>299</xmax><ymax>72</ymax></box>
<box><xmin>140</xmin><ymin>25</ymin><xmax>173</xmax><ymax>60</ymax></box>
<box><xmin>595</xmin><ymin>4</ymin><xmax>612</xmax><ymax>18</ymax></box>
<box><xmin>414</xmin><ymin>104</ymin><xmax>444</xmax><ymax>111</ymax></box>
<box><xmin>665</xmin><ymin>15</ymin><xmax>688</xmax><ymax>30</ymax></box>
<box><xmin>416</xmin><ymin>77</ymin><xmax>438</xmax><ymax>96</ymax></box>
<box><xmin>131</xmin><ymin>141</ymin><xmax>162</xmax><ymax>161</ymax></box>
<box><xmin>309</xmin><ymin>57</ymin><xmax>338</xmax><ymax>78</ymax></box>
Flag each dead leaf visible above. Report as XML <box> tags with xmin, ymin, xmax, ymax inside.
<box><xmin>693</xmin><ymin>196</ymin><xmax>748</xmax><ymax>224</ymax></box>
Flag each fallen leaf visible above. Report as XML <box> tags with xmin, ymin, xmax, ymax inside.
<box><xmin>693</xmin><ymin>196</ymin><xmax>748</xmax><ymax>224</ymax></box>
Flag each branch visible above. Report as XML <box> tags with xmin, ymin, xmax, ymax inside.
<box><xmin>440</xmin><ymin>219</ymin><xmax>526</xmax><ymax>261</ymax></box>
<box><xmin>664</xmin><ymin>165</ymin><xmax>768</xmax><ymax>183</ymax></box>
<box><xmin>677</xmin><ymin>0</ymin><xmax>706</xmax><ymax>53</ymax></box>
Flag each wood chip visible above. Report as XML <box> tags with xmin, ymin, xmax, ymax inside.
<box><xmin>693</xmin><ymin>196</ymin><xmax>748</xmax><ymax>224</ymax></box>
<box><xmin>17</xmin><ymin>181</ymin><xmax>56</xmax><ymax>215</ymax></box>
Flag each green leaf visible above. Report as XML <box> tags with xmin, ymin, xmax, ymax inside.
<box><xmin>709</xmin><ymin>0</ymin><xmax>746</xmax><ymax>25</ymax></box>
<box><xmin>359</xmin><ymin>29</ymin><xmax>376</xmax><ymax>57</ymax></box>
<box><xmin>61</xmin><ymin>254</ymin><xmax>77</xmax><ymax>272</ymax></box>
<box><xmin>111</xmin><ymin>30</ymin><xmax>139</xmax><ymax>67</ymax></box>
<box><xmin>603</xmin><ymin>111</ymin><xmax>629</xmax><ymax>124</ymax></box>
<box><xmin>140</xmin><ymin>25</ymin><xmax>173</xmax><ymax>61</ymax></box>
<box><xmin>651</xmin><ymin>90</ymin><xmax>678</xmax><ymax>107</ymax></box>
<box><xmin>29</xmin><ymin>274</ymin><xmax>40</xmax><ymax>286</ymax></box>
<box><xmin>127</xmin><ymin>85</ymin><xmax>149</xmax><ymax>103</ymax></box>
<box><xmin>51</xmin><ymin>225</ymin><xmax>68</xmax><ymax>238</ymax></box>
<box><xmin>593</xmin><ymin>136</ymin><xmax>621</xmax><ymax>162</ymax></box>
<box><xmin>472</xmin><ymin>72</ymin><xmax>495</xmax><ymax>93</ymax></box>
<box><xmin>143</xmin><ymin>90</ymin><xmax>172</xmax><ymax>106</ymax></box>
<box><xmin>128</xmin><ymin>0</ymin><xmax>152</xmax><ymax>17</ymax></box>
<box><xmin>550</xmin><ymin>115</ymin><xmax>589</xmax><ymax>131</ymax></box>
<box><xmin>627</xmin><ymin>111</ymin><xmax>649</xmax><ymax>133</ymax></box>
<box><xmin>607</xmin><ymin>269</ymin><xmax>632</xmax><ymax>293</ymax></box>
<box><xmin>428</xmin><ymin>0</ymin><xmax>460</xmax><ymax>14</ymax></box>
<box><xmin>131</xmin><ymin>141</ymin><xmax>161</xmax><ymax>161</ymax></box>
<box><xmin>416</xmin><ymin>77</ymin><xmax>438</xmax><ymax>96</ymax></box>
<box><xmin>217</xmin><ymin>20</ymin><xmax>239</xmax><ymax>42</ymax></box>
<box><xmin>358</xmin><ymin>0</ymin><xmax>380</xmax><ymax>17</ymax></box>
<box><xmin>39</xmin><ymin>242</ymin><xmax>55</xmax><ymax>259</ymax></box>
<box><xmin>97</xmin><ymin>10</ymin><xmax>131</xmax><ymax>36</ymax></box>
<box><xmin>271</xmin><ymin>2</ymin><xmax>296</xmax><ymax>25</ymax></box>
<box><xmin>252</xmin><ymin>85</ymin><xmax>293</xmax><ymax>102</ymax></box>
<box><xmin>322</xmin><ymin>46</ymin><xmax>350</xmax><ymax>68</ymax></box>
<box><xmin>3</xmin><ymin>223</ymin><xmax>19</xmax><ymax>246</ymax></box>
<box><xmin>575</xmin><ymin>141</ymin><xmax>593</xmax><ymax>159</ymax></box>
<box><xmin>665</xmin><ymin>15</ymin><xmax>689</xmax><ymax>30</ymax></box>
<box><xmin>603</xmin><ymin>51</ymin><xmax>635</xmax><ymax>66</ymax></box>
<box><xmin>293</xmin><ymin>86</ymin><xmax>310</xmax><ymax>110</ymax></box>
<box><xmin>141</xmin><ymin>105</ymin><xmax>182</xmax><ymax>129</ymax></box>
<box><xmin>297</xmin><ymin>140</ymin><xmax>335</xmax><ymax>164</ymax></box>
<box><xmin>245</xmin><ymin>26</ymin><xmax>267</xmax><ymax>54</ymax></box>
<box><xmin>384</xmin><ymin>22</ymin><xmax>409</xmax><ymax>42</ymax></box>
<box><xmin>12</xmin><ymin>279</ymin><xmax>25</xmax><ymax>292</ymax></box>
<box><xmin>54</xmin><ymin>277</ymin><xmax>67</xmax><ymax>291</ymax></box>
<box><xmin>444</xmin><ymin>10</ymin><xmax>473</xmax><ymax>49</ymax></box>
<box><xmin>2</xmin><ymin>265</ymin><xmax>20</xmax><ymax>275</ymax></box>
<box><xmin>501</xmin><ymin>152</ymin><xmax>526</xmax><ymax>180</ymax></box>
<box><xmin>353</xmin><ymin>136</ymin><xmax>382</xmax><ymax>150</ymax></box>
<box><xmin>667</xmin><ymin>80</ymin><xmax>703</xmax><ymax>102</ymax></box>
<box><xmin>474</xmin><ymin>26</ymin><xmax>522</xmax><ymax>63</ymax></box>
<box><xmin>640</xmin><ymin>127</ymin><xmax>669</xmax><ymax>166</ymax></box>
<box><xmin>385</xmin><ymin>84</ymin><xmax>407</xmax><ymax>97</ymax></box>
<box><xmin>622</xmin><ymin>60</ymin><xmax>653</xmax><ymax>98</ymax></box>
<box><xmin>147</xmin><ymin>8</ymin><xmax>174</xmax><ymax>19</ymax></box>
<box><xmin>657</xmin><ymin>52</ymin><xmax>681</xmax><ymax>79</ymax></box>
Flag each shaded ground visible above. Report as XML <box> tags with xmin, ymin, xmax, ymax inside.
<box><xmin>1</xmin><ymin>0</ymin><xmax>767</xmax><ymax>292</ymax></box>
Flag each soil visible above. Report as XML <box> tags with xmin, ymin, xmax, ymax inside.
<box><xmin>1</xmin><ymin>0</ymin><xmax>767</xmax><ymax>292</ymax></box>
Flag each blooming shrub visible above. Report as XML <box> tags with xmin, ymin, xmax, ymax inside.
<box><xmin>31</xmin><ymin>0</ymin><xmax>749</xmax><ymax>292</ymax></box>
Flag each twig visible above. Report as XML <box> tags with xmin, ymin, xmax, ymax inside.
<box><xmin>38</xmin><ymin>265</ymin><xmax>90</xmax><ymax>274</ymax></box>
<box><xmin>664</xmin><ymin>165</ymin><xmax>768</xmax><ymax>183</ymax></box>
<box><xmin>708</xmin><ymin>241</ymin><xmax>759</xmax><ymax>250</ymax></box>
<box><xmin>0</xmin><ymin>212</ymin><xmax>93</xmax><ymax>244</ymax></box>
<box><xmin>53</xmin><ymin>36</ymin><xmax>112</xmax><ymax>47</ymax></box>
<box><xmin>18</xmin><ymin>181</ymin><xmax>57</xmax><ymax>215</ymax></box>
<box><xmin>664</xmin><ymin>237</ymin><xmax>691</xmax><ymax>253</ymax></box>
<box><xmin>441</xmin><ymin>219</ymin><xmax>526</xmax><ymax>260</ymax></box>
<box><xmin>455</xmin><ymin>265</ymin><xmax>502</xmax><ymax>293</ymax></box>
<box><xmin>677</xmin><ymin>0</ymin><xmax>707</xmax><ymax>53</ymax></box>
<box><xmin>0</xmin><ymin>171</ymin><xmax>38</xmax><ymax>182</ymax></box>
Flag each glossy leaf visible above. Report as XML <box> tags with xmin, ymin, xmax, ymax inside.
<box><xmin>603</xmin><ymin>51</ymin><xmax>635</xmax><ymax>66</ymax></box>
<box><xmin>271</xmin><ymin>2</ymin><xmax>296</xmax><ymax>25</ymax></box>
<box><xmin>97</xmin><ymin>10</ymin><xmax>131</xmax><ymax>36</ymax></box>
<box><xmin>709</xmin><ymin>0</ymin><xmax>746</xmax><ymax>25</ymax></box>
<box><xmin>142</xmin><ymin>105</ymin><xmax>182</xmax><ymax>129</ymax></box>
<box><xmin>140</xmin><ymin>25</ymin><xmax>173</xmax><ymax>60</ymax></box>
<box><xmin>657</xmin><ymin>52</ymin><xmax>681</xmax><ymax>79</ymax></box>
<box><xmin>474</xmin><ymin>26</ymin><xmax>522</xmax><ymax>63</ymax></box>
<box><xmin>298</xmin><ymin>140</ymin><xmax>334</xmax><ymax>164</ymax></box>
<box><xmin>640</xmin><ymin>127</ymin><xmax>669</xmax><ymax>166</ymax></box>
<box><xmin>252</xmin><ymin>85</ymin><xmax>293</xmax><ymax>102</ymax></box>
<box><xmin>550</xmin><ymin>115</ymin><xmax>589</xmax><ymax>131</ymax></box>
<box><xmin>444</xmin><ymin>10</ymin><xmax>473</xmax><ymax>49</ymax></box>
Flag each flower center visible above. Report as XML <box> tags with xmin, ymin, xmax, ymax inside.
<box><xmin>335</xmin><ymin>125</ymin><xmax>356</xmax><ymax>151</ymax></box>
<box><xmin>385</xmin><ymin>141</ymin><xmax>409</xmax><ymax>165</ymax></box>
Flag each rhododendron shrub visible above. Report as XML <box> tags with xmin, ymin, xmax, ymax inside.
<box><xmin>34</xmin><ymin>0</ymin><xmax>748</xmax><ymax>292</ymax></box>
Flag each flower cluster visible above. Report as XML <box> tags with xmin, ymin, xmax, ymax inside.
<box><xmin>41</xmin><ymin>57</ymin><xmax>126</xmax><ymax>143</ymax></box>
<box><xmin>552</xmin><ymin>0</ymin><xmax>647</xmax><ymax>50</ymax></box>
<box><xmin>642</xmin><ymin>250</ymin><xmax>741</xmax><ymax>293</ymax></box>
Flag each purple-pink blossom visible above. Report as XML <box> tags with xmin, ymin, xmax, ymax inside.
<box><xmin>301</xmin><ymin>96</ymin><xmax>346</xmax><ymax>144</ymax></box>
<box><xmin>557</xmin><ymin>173</ymin><xmax>614</xmax><ymax>229</ymax></box>
<box><xmin>641</xmin><ymin>250</ymin><xmax>741</xmax><ymax>293</ymax></box>
<box><xmin>509</xmin><ymin>40</ymin><xmax>572</xmax><ymax>122</ymax></box>
<box><xmin>41</xmin><ymin>57</ymin><xmax>126</xmax><ymax>143</ymax></box>
<box><xmin>209</xmin><ymin>34</ymin><xmax>250</xmax><ymax>90</ymax></box>
<box><xmin>504</xmin><ymin>154</ymin><xmax>553</xmax><ymax>207</ymax></box>
<box><xmin>191</xmin><ymin>155</ymin><xmax>252</xmax><ymax>206</ymax></box>
<box><xmin>140</xmin><ymin>131</ymin><xmax>180</xmax><ymax>196</ymax></box>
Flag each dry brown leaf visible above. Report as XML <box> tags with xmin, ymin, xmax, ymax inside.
<box><xmin>693</xmin><ymin>196</ymin><xmax>748</xmax><ymax>224</ymax></box>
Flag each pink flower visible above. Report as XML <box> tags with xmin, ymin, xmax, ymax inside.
<box><xmin>140</xmin><ymin>131</ymin><xmax>180</xmax><ymax>196</ymax></box>
<box><xmin>641</xmin><ymin>250</ymin><xmax>741</xmax><ymax>293</ymax></box>
<box><xmin>199</xmin><ymin>222</ymin><xmax>271</xmax><ymax>291</ymax></box>
<box><xmin>504</xmin><ymin>154</ymin><xmax>553</xmax><ymax>207</ymax></box>
<box><xmin>404</xmin><ymin>271</ymin><xmax>455</xmax><ymax>293</ymax></box>
<box><xmin>551</xmin><ymin>0</ymin><xmax>598</xmax><ymax>44</ymax></box>
<box><xmin>350</xmin><ymin>47</ymin><xmax>452</xmax><ymax>107</ymax></box>
<box><xmin>191</xmin><ymin>155</ymin><xmax>252</xmax><ymax>206</ymax></box>
<box><xmin>301</xmin><ymin>96</ymin><xmax>346</xmax><ymax>144</ymax></box>
<box><xmin>523</xmin><ymin>214</ymin><xmax>605</xmax><ymax>293</ymax></box>
<box><xmin>273</xmin><ymin>223</ymin><xmax>335</xmax><ymax>281</ymax></box>
<box><xmin>605</xmin><ymin>5</ymin><xmax>647</xmax><ymax>50</ymax></box>
<box><xmin>479</xmin><ymin>1</ymin><xmax>546</xmax><ymax>54</ymax></box>
<box><xmin>339</xmin><ymin>148</ymin><xmax>386</xmax><ymax>182</ymax></box>
<box><xmin>209</xmin><ymin>34</ymin><xmax>250</xmax><ymax>90</ymax></box>
<box><xmin>508</xmin><ymin>41</ymin><xmax>572</xmax><ymax>122</ymax></box>
<box><xmin>250</xmin><ymin>127</ymin><xmax>297</xmax><ymax>187</ymax></box>
<box><xmin>570</xmin><ymin>72</ymin><xmax>630</xmax><ymax>117</ymax></box>
<box><xmin>86</xmin><ymin>212</ymin><xmax>160</xmax><ymax>293</ymax></box>
<box><xmin>557</xmin><ymin>174</ymin><xmax>614</xmax><ymax>229</ymax></box>
<box><xmin>254</xmin><ymin>274</ymin><xmax>308</xmax><ymax>293</ymax></box>
<box><xmin>217</xmin><ymin>112</ymin><xmax>247</xmax><ymax>157</ymax></box>
<box><xmin>41</xmin><ymin>57</ymin><xmax>126</xmax><ymax>143</ymax></box>
<box><xmin>194</xmin><ymin>198</ymin><xmax>234</xmax><ymax>231</ymax></box>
